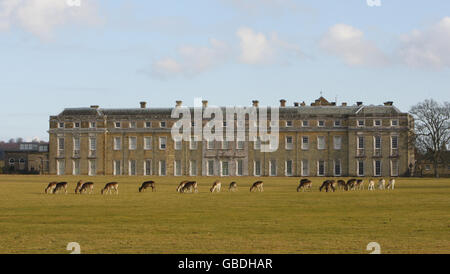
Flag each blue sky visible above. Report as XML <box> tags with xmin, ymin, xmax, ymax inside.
<box><xmin>0</xmin><ymin>0</ymin><xmax>449</xmax><ymax>141</ymax></box>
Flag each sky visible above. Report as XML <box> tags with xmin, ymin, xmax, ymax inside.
<box><xmin>0</xmin><ymin>0</ymin><xmax>449</xmax><ymax>141</ymax></box>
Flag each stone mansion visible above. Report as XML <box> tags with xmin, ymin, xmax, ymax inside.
<box><xmin>48</xmin><ymin>97</ymin><xmax>415</xmax><ymax>177</ymax></box>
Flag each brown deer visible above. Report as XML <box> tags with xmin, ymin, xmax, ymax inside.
<box><xmin>355</xmin><ymin>179</ymin><xmax>364</xmax><ymax>190</ymax></box>
<box><xmin>74</xmin><ymin>180</ymin><xmax>83</xmax><ymax>194</ymax></box>
<box><xmin>297</xmin><ymin>179</ymin><xmax>312</xmax><ymax>192</ymax></box>
<box><xmin>79</xmin><ymin>182</ymin><xmax>94</xmax><ymax>194</ymax></box>
<box><xmin>346</xmin><ymin>179</ymin><xmax>357</xmax><ymax>191</ymax></box>
<box><xmin>45</xmin><ymin>182</ymin><xmax>58</xmax><ymax>194</ymax></box>
<box><xmin>176</xmin><ymin>181</ymin><xmax>188</xmax><ymax>193</ymax></box>
<box><xmin>181</xmin><ymin>181</ymin><xmax>198</xmax><ymax>193</ymax></box>
<box><xmin>337</xmin><ymin>180</ymin><xmax>346</xmax><ymax>191</ymax></box>
<box><xmin>210</xmin><ymin>180</ymin><xmax>221</xmax><ymax>192</ymax></box>
<box><xmin>52</xmin><ymin>182</ymin><xmax>68</xmax><ymax>194</ymax></box>
<box><xmin>228</xmin><ymin>182</ymin><xmax>238</xmax><ymax>192</ymax></box>
<box><xmin>319</xmin><ymin>180</ymin><xmax>335</xmax><ymax>192</ymax></box>
<box><xmin>139</xmin><ymin>181</ymin><xmax>156</xmax><ymax>192</ymax></box>
<box><xmin>250</xmin><ymin>181</ymin><xmax>264</xmax><ymax>192</ymax></box>
<box><xmin>101</xmin><ymin>182</ymin><xmax>119</xmax><ymax>195</ymax></box>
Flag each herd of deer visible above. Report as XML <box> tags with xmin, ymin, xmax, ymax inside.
<box><xmin>44</xmin><ymin>178</ymin><xmax>394</xmax><ymax>195</ymax></box>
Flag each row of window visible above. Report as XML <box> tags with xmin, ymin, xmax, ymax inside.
<box><xmin>57</xmin><ymin>135</ymin><xmax>399</xmax><ymax>153</ymax></box>
<box><xmin>58</xmin><ymin>119</ymin><xmax>400</xmax><ymax>130</ymax></box>
<box><xmin>57</xmin><ymin>158</ymin><xmax>400</xmax><ymax>177</ymax></box>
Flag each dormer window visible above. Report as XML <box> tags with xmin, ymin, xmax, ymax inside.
<box><xmin>318</xmin><ymin>120</ymin><xmax>325</xmax><ymax>127</ymax></box>
<box><xmin>58</xmin><ymin>122</ymin><xmax>64</xmax><ymax>128</ymax></box>
<box><xmin>357</xmin><ymin>120</ymin><xmax>365</xmax><ymax>127</ymax></box>
<box><xmin>145</xmin><ymin>121</ymin><xmax>152</xmax><ymax>128</ymax></box>
<box><xmin>374</xmin><ymin>120</ymin><xmax>382</xmax><ymax>127</ymax></box>
<box><xmin>286</xmin><ymin>121</ymin><xmax>293</xmax><ymax>127</ymax></box>
<box><xmin>90</xmin><ymin>122</ymin><xmax>96</xmax><ymax>128</ymax></box>
<box><xmin>160</xmin><ymin>121</ymin><xmax>166</xmax><ymax>128</ymax></box>
<box><xmin>334</xmin><ymin>120</ymin><xmax>341</xmax><ymax>127</ymax></box>
<box><xmin>74</xmin><ymin>122</ymin><xmax>80</xmax><ymax>128</ymax></box>
<box><xmin>115</xmin><ymin>122</ymin><xmax>121</xmax><ymax>128</ymax></box>
<box><xmin>302</xmin><ymin>120</ymin><xmax>309</xmax><ymax>127</ymax></box>
<box><xmin>391</xmin><ymin>119</ymin><xmax>399</xmax><ymax>126</ymax></box>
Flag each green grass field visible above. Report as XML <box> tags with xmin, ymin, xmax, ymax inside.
<box><xmin>0</xmin><ymin>175</ymin><xmax>449</xmax><ymax>254</ymax></box>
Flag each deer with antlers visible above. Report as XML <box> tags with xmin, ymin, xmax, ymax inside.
<box><xmin>297</xmin><ymin>179</ymin><xmax>312</xmax><ymax>192</ymax></box>
<box><xmin>210</xmin><ymin>180</ymin><xmax>221</xmax><ymax>193</ymax></box>
<box><xmin>101</xmin><ymin>182</ymin><xmax>119</xmax><ymax>195</ymax></box>
<box><xmin>250</xmin><ymin>181</ymin><xmax>264</xmax><ymax>192</ymax></box>
<box><xmin>139</xmin><ymin>181</ymin><xmax>156</xmax><ymax>192</ymax></box>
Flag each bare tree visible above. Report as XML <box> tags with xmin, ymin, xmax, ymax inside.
<box><xmin>410</xmin><ymin>99</ymin><xmax>450</xmax><ymax>177</ymax></box>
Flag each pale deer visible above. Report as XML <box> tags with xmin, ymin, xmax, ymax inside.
<box><xmin>139</xmin><ymin>181</ymin><xmax>156</xmax><ymax>192</ymax></box>
<box><xmin>75</xmin><ymin>180</ymin><xmax>83</xmax><ymax>194</ymax></box>
<box><xmin>176</xmin><ymin>181</ymin><xmax>188</xmax><ymax>193</ymax></box>
<box><xmin>368</xmin><ymin>179</ymin><xmax>375</xmax><ymax>191</ymax></box>
<box><xmin>45</xmin><ymin>182</ymin><xmax>58</xmax><ymax>194</ymax></box>
<box><xmin>378</xmin><ymin>178</ymin><xmax>386</xmax><ymax>190</ymax></box>
<box><xmin>386</xmin><ymin>178</ymin><xmax>396</xmax><ymax>190</ymax></box>
<box><xmin>228</xmin><ymin>182</ymin><xmax>238</xmax><ymax>192</ymax></box>
<box><xmin>79</xmin><ymin>182</ymin><xmax>94</xmax><ymax>194</ymax></box>
<box><xmin>210</xmin><ymin>180</ymin><xmax>221</xmax><ymax>193</ymax></box>
<box><xmin>101</xmin><ymin>182</ymin><xmax>119</xmax><ymax>195</ymax></box>
<box><xmin>52</xmin><ymin>182</ymin><xmax>68</xmax><ymax>194</ymax></box>
<box><xmin>337</xmin><ymin>180</ymin><xmax>346</xmax><ymax>191</ymax></box>
<box><xmin>181</xmin><ymin>181</ymin><xmax>198</xmax><ymax>193</ymax></box>
<box><xmin>250</xmin><ymin>181</ymin><xmax>264</xmax><ymax>192</ymax></box>
<box><xmin>297</xmin><ymin>179</ymin><xmax>312</xmax><ymax>192</ymax></box>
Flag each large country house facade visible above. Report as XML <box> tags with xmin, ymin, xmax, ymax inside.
<box><xmin>48</xmin><ymin>97</ymin><xmax>415</xmax><ymax>177</ymax></box>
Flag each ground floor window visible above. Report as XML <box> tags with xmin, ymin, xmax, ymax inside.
<box><xmin>207</xmin><ymin>160</ymin><xmax>214</xmax><ymax>176</ymax></box>
<box><xmin>236</xmin><ymin>159</ymin><xmax>243</xmax><ymax>176</ymax></box>
<box><xmin>113</xmin><ymin>160</ymin><xmax>121</xmax><ymax>175</ymax></box>
<box><xmin>302</xmin><ymin>159</ymin><xmax>309</xmax><ymax>176</ymax></box>
<box><xmin>270</xmin><ymin>160</ymin><xmax>277</xmax><ymax>176</ymax></box>
<box><xmin>159</xmin><ymin>160</ymin><xmax>166</xmax><ymax>176</ymax></box>
<box><xmin>221</xmin><ymin>161</ymin><xmax>229</xmax><ymax>176</ymax></box>
<box><xmin>174</xmin><ymin>160</ymin><xmax>182</xmax><ymax>176</ymax></box>
<box><xmin>285</xmin><ymin>160</ymin><xmax>293</xmax><ymax>176</ymax></box>
<box><xmin>254</xmin><ymin>160</ymin><xmax>261</xmax><ymax>176</ymax></box>
<box><xmin>374</xmin><ymin>160</ymin><xmax>382</xmax><ymax>176</ymax></box>
<box><xmin>334</xmin><ymin>159</ymin><xmax>341</xmax><ymax>176</ymax></box>
<box><xmin>89</xmin><ymin>160</ymin><xmax>96</xmax><ymax>176</ymax></box>
<box><xmin>73</xmin><ymin>160</ymin><xmax>80</xmax><ymax>175</ymax></box>
<box><xmin>57</xmin><ymin>159</ymin><xmax>65</xmax><ymax>175</ymax></box>
<box><xmin>144</xmin><ymin>160</ymin><xmax>152</xmax><ymax>176</ymax></box>
<box><xmin>190</xmin><ymin>160</ymin><xmax>197</xmax><ymax>176</ymax></box>
<box><xmin>317</xmin><ymin>160</ymin><xmax>325</xmax><ymax>176</ymax></box>
<box><xmin>357</xmin><ymin>160</ymin><xmax>364</xmax><ymax>176</ymax></box>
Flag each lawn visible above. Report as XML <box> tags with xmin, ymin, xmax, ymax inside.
<box><xmin>0</xmin><ymin>175</ymin><xmax>448</xmax><ymax>254</ymax></box>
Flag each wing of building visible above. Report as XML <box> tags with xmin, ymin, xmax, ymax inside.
<box><xmin>48</xmin><ymin>97</ymin><xmax>415</xmax><ymax>177</ymax></box>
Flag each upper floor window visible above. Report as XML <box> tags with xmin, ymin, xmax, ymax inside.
<box><xmin>302</xmin><ymin>120</ymin><xmax>309</xmax><ymax>127</ymax></box>
<box><xmin>144</xmin><ymin>137</ymin><xmax>152</xmax><ymax>150</ymax></box>
<box><xmin>58</xmin><ymin>122</ymin><xmax>64</xmax><ymax>128</ymax></box>
<box><xmin>358</xmin><ymin>136</ymin><xmax>365</xmax><ymax>149</ymax></box>
<box><xmin>74</xmin><ymin>122</ymin><xmax>80</xmax><ymax>128</ymax></box>
<box><xmin>160</xmin><ymin>121</ymin><xmax>166</xmax><ymax>128</ymax></box>
<box><xmin>286</xmin><ymin>121</ymin><xmax>293</xmax><ymax>127</ymax></box>
<box><xmin>302</xmin><ymin>136</ymin><xmax>309</xmax><ymax>150</ymax></box>
<box><xmin>89</xmin><ymin>122</ymin><xmax>96</xmax><ymax>128</ymax></box>
<box><xmin>129</xmin><ymin>121</ymin><xmax>137</xmax><ymax>128</ymax></box>
<box><xmin>145</xmin><ymin>121</ymin><xmax>152</xmax><ymax>128</ymax></box>
<box><xmin>113</xmin><ymin>137</ymin><xmax>121</xmax><ymax>150</ymax></box>
<box><xmin>174</xmin><ymin>139</ymin><xmax>182</xmax><ymax>150</ymax></box>
<box><xmin>374</xmin><ymin>120</ymin><xmax>382</xmax><ymax>127</ymax></box>
<box><xmin>237</xmin><ymin>140</ymin><xmax>245</xmax><ymax>150</ymax></box>
<box><xmin>190</xmin><ymin>136</ymin><xmax>198</xmax><ymax>150</ymax></box>
<box><xmin>115</xmin><ymin>122</ymin><xmax>121</xmax><ymax>128</ymax></box>
<box><xmin>285</xmin><ymin>136</ymin><xmax>293</xmax><ymax>150</ymax></box>
<box><xmin>334</xmin><ymin>136</ymin><xmax>342</xmax><ymax>150</ymax></box>
<box><xmin>317</xmin><ymin>136</ymin><xmax>326</xmax><ymax>150</ymax></box>
<box><xmin>159</xmin><ymin>137</ymin><xmax>167</xmax><ymax>150</ymax></box>
<box><xmin>391</xmin><ymin>136</ymin><xmax>399</xmax><ymax>149</ymax></box>
<box><xmin>318</xmin><ymin>120</ymin><xmax>325</xmax><ymax>127</ymax></box>
<box><xmin>129</xmin><ymin>137</ymin><xmax>137</xmax><ymax>150</ymax></box>
<box><xmin>254</xmin><ymin>138</ymin><xmax>261</xmax><ymax>150</ymax></box>
<box><xmin>357</xmin><ymin>120</ymin><xmax>365</xmax><ymax>127</ymax></box>
<box><xmin>334</xmin><ymin>120</ymin><xmax>341</xmax><ymax>127</ymax></box>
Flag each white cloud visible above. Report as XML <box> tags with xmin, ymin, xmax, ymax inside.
<box><xmin>225</xmin><ymin>0</ymin><xmax>308</xmax><ymax>16</ymax></box>
<box><xmin>320</xmin><ymin>24</ymin><xmax>389</xmax><ymax>67</ymax></box>
<box><xmin>150</xmin><ymin>38</ymin><xmax>231</xmax><ymax>78</ymax></box>
<box><xmin>0</xmin><ymin>0</ymin><xmax>101</xmax><ymax>40</ymax></box>
<box><xmin>397</xmin><ymin>17</ymin><xmax>450</xmax><ymax>69</ymax></box>
<box><xmin>237</xmin><ymin>27</ymin><xmax>303</xmax><ymax>65</ymax></box>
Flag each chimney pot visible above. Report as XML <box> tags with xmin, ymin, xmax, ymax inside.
<box><xmin>140</xmin><ymin>102</ymin><xmax>147</xmax><ymax>109</ymax></box>
<box><xmin>294</xmin><ymin>102</ymin><xmax>299</xmax><ymax>107</ymax></box>
<box><xmin>357</xmin><ymin>101</ymin><xmax>363</xmax><ymax>106</ymax></box>
<box><xmin>90</xmin><ymin>105</ymin><xmax>99</xmax><ymax>109</ymax></box>
<box><xmin>252</xmin><ymin>100</ymin><xmax>259</xmax><ymax>107</ymax></box>
<box><xmin>176</xmin><ymin>100</ymin><xmax>182</xmax><ymax>107</ymax></box>
<box><xmin>202</xmin><ymin>100</ymin><xmax>208</xmax><ymax>108</ymax></box>
<box><xmin>384</xmin><ymin>101</ymin><xmax>393</xmax><ymax>106</ymax></box>
<box><xmin>280</xmin><ymin>99</ymin><xmax>286</xmax><ymax>107</ymax></box>
<box><xmin>341</xmin><ymin>102</ymin><xmax>347</xmax><ymax>106</ymax></box>
<box><xmin>300</xmin><ymin>101</ymin><xmax>306</xmax><ymax>106</ymax></box>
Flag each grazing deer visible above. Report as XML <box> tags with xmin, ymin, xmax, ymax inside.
<box><xmin>228</xmin><ymin>182</ymin><xmax>238</xmax><ymax>192</ymax></box>
<box><xmin>176</xmin><ymin>181</ymin><xmax>188</xmax><ymax>193</ymax></box>
<box><xmin>319</xmin><ymin>180</ymin><xmax>335</xmax><ymax>192</ymax></box>
<box><xmin>386</xmin><ymin>178</ymin><xmax>396</xmax><ymax>190</ymax></box>
<box><xmin>368</xmin><ymin>179</ymin><xmax>375</xmax><ymax>191</ymax></box>
<box><xmin>210</xmin><ymin>180</ymin><xmax>221</xmax><ymax>193</ymax></box>
<box><xmin>75</xmin><ymin>180</ymin><xmax>83</xmax><ymax>194</ymax></box>
<box><xmin>378</xmin><ymin>179</ymin><xmax>386</xmax><ymax>190</ymax></box>
<box><xmin>250</xmin><ymin>181</ymin><xmax>264</xmax><ymax>192</ymax></box>
<box><xmin>297</xmin><ymin>179</ymin><xmax>312</xmax><ymax>192</ymax></box>
<box><xmin>181</xmin><ymin>181</ymin><xmax>198</xmax><ymax>193</ymax></box>
<box><xmin>355</xmin><ymin>179</ymin><xmax>364</xmax><ymax>190</ymax></box>
<box><xmin>337</xmin><ymin>180</ymin><xmax>346</xmax><ymax>191</ymax></box>
<box><xmin>101</xmin><ymin>182</ymin><xmax>119</xmax><ymax>195</ymax></box>
<box><xmin>139</xmin><ymin>181</ymin><xmax>156</xmax><ymax>192</ymax></box>
<box><xmin>52</xmin><ymin>182</ymin><xmax>68</xmax><ymax>194</ymax></box>
<box><xmin>79</xmin><ymin>182</ymin><xmax>94</xmax><ymax>194</ymax></box>
<box><xmin>45</xmin><ymin>182</ymin><xmax>58</xmax><ymax>194</ymax></box>
<box><xmin>346</xmin><ymin>179</ymin><xmax>357</xmax><ymax>191</ymax></box>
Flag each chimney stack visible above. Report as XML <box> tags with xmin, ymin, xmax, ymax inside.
<box><xmin>202</xmin><ymin>100</ymin><xmax>208</xmax><ymax>108</ymax></box>
<box><xmin>300</xmin><ymin>101</ymin><xmax>306</xmax><ymax>106</ymax></box>
<box><xmin>384</xmin><ymin>101</ymin><xmax>393</xmax><ymax>106</ymax></box>
<box><xmin>341</xmin><ymin>102</ymin><xmax>347</xmax><ymax>107</ymax></box>
<box><xmin>252</xmin><ymin>100</ymin><xmax>259</xmax><ymax>107</ymax></box>
<box><xmin>176</xmin><ymin>100</ymin><xmax>182</xmax><ymax>107</ymax></box>
<box><xmin>357</xmin><ymin>101</ymin><xmax>363</xmax><ymax>106</ymax></box>
<box><xmin>280</xmin><ymin>99</ymin><xmax>286</xmax><ymax>107</ymax></box>
<box><xmin>294</xmin><ymin>102</ymin><xmax>299</xmax><ymax>107</ymax></box>
<box><xmin>90</xmin><ymin>105</ymin><xmax>99</xmax><ymax>109</ymax></box>
<box><xmin>140</xmin><ymin>102</ymin><xmax>147</xmax><ymax>109</ymax></box>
